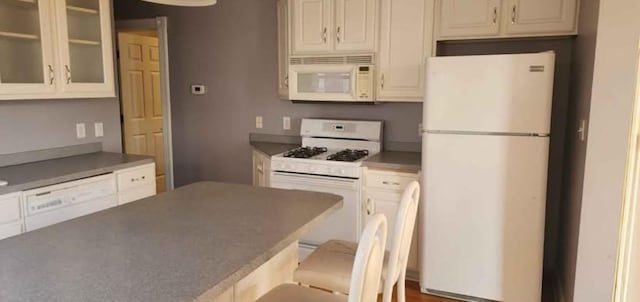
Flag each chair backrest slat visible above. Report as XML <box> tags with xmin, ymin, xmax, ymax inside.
<box><xmin>348</xmin><ymin>214</ymin><xmax>388</xmax><ymax>302</ymax></box>
<box><xmin>383</xmin><ymin>181</ymin><xmax>421</xmax><ymax>301</ymax></box>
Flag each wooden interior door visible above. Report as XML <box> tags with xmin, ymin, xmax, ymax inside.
<box><xmin>118</xmin><ymin>32</ymin><xmax>165</xmax><ymax>193</ymax></box>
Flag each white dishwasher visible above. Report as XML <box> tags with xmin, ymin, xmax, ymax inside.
<box><xmin>23</xmin><ymin>173</ymin><xmax>118</xmax><ymax>231</ymax></box>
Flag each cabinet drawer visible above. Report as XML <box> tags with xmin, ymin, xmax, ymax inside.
<box><xmin>365</xmin><ymin>171</ymin><xmax>418</xmax><ymax>191</ymax></box>
<box><xmin>116</xmin><ymin>164</ymin><xmax>155</xmax><ymax>192</ymax></box>
<box><xmin>0</xmin><ymin>221</ymin><xmax>23</xmax><ymax>241</ymax></box>
<box><xmin>0</xmin><ymin>193</ymin><xmax>22</xmax><ymax>225</ymax></box>
<box><xmin>118</xmin><ymin>183</ymin><xmax>156</xmax><ymax>205</ymax></box>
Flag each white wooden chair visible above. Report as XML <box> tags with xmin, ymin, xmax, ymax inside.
<box><xmin>255</xmin><ymin>214</ymin><xmax>388</xmax><ymax>302</ymax></box>
<box><xmin>293</xmin><ymin>181</ymin><xmax>421</xmax><ymax>302</ymax></box>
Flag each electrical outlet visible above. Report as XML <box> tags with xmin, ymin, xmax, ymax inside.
<box><xmin>283</xmin><ymin>117</ymin><xmax>291</xmax><ymax>130</ymax></box>
<box><xmin>76</xmin><ymin>123</ymin><xmax>86</xmax><ymax>139</ymax></box>
<box><xmin>256</xmin><ymin>116</ymin><xmax>263</xmax><ymax>129</ymax></box>
<box><xmin>94</xmin><ymin>122</ymin><xmax>104</xmax><ymax>138</ymax></box>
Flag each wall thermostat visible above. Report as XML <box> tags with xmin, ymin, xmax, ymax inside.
<box><xmin>191</xmin><ymin>85</ymin><xmax>206</xmax><ymax>95</ymax></box>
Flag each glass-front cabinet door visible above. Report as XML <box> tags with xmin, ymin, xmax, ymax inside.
<box><xmin>0</xmin><ymin>0</ymin><xmax>56</xmax><ymax>98</ymax></box>
<box><xmin>56</xmin><ymin>0</ymin><xmax>114</xmax><ymax>97</ymax></box>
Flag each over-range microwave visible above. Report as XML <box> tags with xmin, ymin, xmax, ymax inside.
<box><xmin>288</xmin><ymin>55</ymin><xmax>374</xmax><ymax>102</ymax></box>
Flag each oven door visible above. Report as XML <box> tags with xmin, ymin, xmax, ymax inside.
<box><xmin>271</xmin><ymin>171</ymin><xmax>361</xmax><ymax>245</ymax></box>
<box><xmin>289</xmin><ymin>64</ymin><xmax>359</xmax><ymax>102</ymax></box>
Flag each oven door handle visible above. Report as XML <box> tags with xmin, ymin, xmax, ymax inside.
<box><xmin>271</xmin><ymin>172</ymin><xmax>359</xmax><ymax>188</ymax></box>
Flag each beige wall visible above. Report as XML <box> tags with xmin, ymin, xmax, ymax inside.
<box><xmin>574</xmin><ymin>0</ymin><xmax>640</xmax><ymax>300</ymax></box>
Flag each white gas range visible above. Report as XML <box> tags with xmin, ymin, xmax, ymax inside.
<box><xmin>270</xmin><ymin>118</ymin><xmax>383</xmax><ymax>259</ymax></box>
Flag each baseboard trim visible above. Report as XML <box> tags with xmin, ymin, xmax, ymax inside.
<box><xmin>406</xmin><ymin>269</ymin><xmax>419</xmax><ymax>282</ymax></box>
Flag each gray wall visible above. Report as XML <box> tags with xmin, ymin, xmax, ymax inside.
<box><xmin>437</xmin><ymin>38</ymin><xmax>573</xmax><ymax>275</ymax></box>
<box><xmin>573</xmin><ymin>0</ymin><xmax>640</xmax><ymax>300</ymax></box>
<box><xmin>0</xmin><ymin>99</ymin><xmax>122</xmax><ymax>155</ymax></box>
<box><xmin>114</xmin><ymin>0</ymin><xmax>423</xmax><ymax>186</ymax></box>
<box><xmin>558</xmin><ymin>0</ymin><xmax>600</xmax><ymax>301</ymax></box>
<box><xmin>0</xmin><ymin>0</ymin><xmax>122</xmax><ymax>156</ymax></box>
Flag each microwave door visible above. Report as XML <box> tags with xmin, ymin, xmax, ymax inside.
<box><xmin>289</xmin><ymin>65</ymin><xmax>358</xmax><ymax>101</ymax></box>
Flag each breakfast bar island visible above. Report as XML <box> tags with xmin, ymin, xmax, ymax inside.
<box><xmin>0</xmin><ymin>182</ymin><xmax>343</xmax><ymax>302</ymax></box>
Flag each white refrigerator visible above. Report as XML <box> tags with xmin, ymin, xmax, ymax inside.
<box><xmin>420</xmin><ymin>52</ymin><xmax>555</xmax><ymax>302</ymax></box>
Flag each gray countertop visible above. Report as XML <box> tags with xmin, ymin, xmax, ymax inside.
<box><xmin>0</xmin><ymin>152</ymin><xmax>154</xmax><ymax>195</ymax></box>
<box><xmin>0</xmin><ymin>182</ymin><xmax>342</xmax><ymax>302</ymax></box>
<box><xmin>250</xmin><ymin>141</ymin><xmax>299</xmax><ymax>156</ymax></box>
<box><xmin>364</xmin><ymin>151</ymin><xmax>422</xmax><ymax>172</ymax></box>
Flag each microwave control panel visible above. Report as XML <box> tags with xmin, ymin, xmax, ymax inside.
<box><xmin>356</xmin><ymin>65</ymin><xmax>373</xmax><ymax>100</ymax></box>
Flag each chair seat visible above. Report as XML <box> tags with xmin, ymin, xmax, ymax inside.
<box><xmin>294</xmin><ymin>240</ymin><xmax>389</xmax><ymax>294</ymax></box>
<box><xmin>256</xmin><ymin>284</ymin><xmax>347</xmax><ymax>302</ymax></box>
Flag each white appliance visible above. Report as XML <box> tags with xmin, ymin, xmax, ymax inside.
<box><xmin>288</xmin><ymin>55</ymin><xmax>375</xmax><ymax>102</ymax></box>
<box><xmin>420</xmin><ymin>52</ymin><xmax>555</xmax><ymax>302</ymax></box>
<box><xmin>23</xmin><ymin>173</ymin><xmax>118</xmax><ymax>231</ymax></box>
<box><xmin>271</xmin><ymin>118</ymin><xmax>383</xmax><ymax>259</ymax></box>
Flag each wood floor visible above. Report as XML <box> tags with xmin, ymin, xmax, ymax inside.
<box><xmin>378</xmin><ymin>281</ymin><xmax>457</xmax><ymax>302</ymax></box>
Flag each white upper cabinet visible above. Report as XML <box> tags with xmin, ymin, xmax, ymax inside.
<box><xmin>291</xmin><ymin>0</ymin><xmax>376</xmax><ymax>54</ymax></box>
<box><xmin>435</xmin><ymin>0</ymin><xmax>579</xmax><ymax>40</ymax></box>
<box><xmin>377</xmin><ymin>0</ymin><xmax>434</xmax><ymax>101</ymax></box>
<box><xmin>292</xmin><ymin>0</ymin><xmax>332</xmax><ymax>53</ymax></box>
<box><xmin>55</xmin><ymin>0</ymin><xmax>115</xmax><ymax>97</ymax></box>
<box><xmin>504</xmin><ymin>0</ymin><xmax>578</xmax><ymax>35</ymax></box>
<box><xmin>438</xmin><ymin>0</ymin><xmax>501</xmax><ymax>39</ymax></box>
<box><xmin>334</xmin><ymin>0</ymin><xmax>376</xmax><ymax>52</ymax></box>
<box><xmin>0</xmin><ymin>0</ymin><xmax>115</xmax><ymax>100</ymax></box>
<box><xmin>277</xmin><ymin>0</ymin><xmax>290</xmax><ymax>99</ymax></box>
<box><xmin>0</xmin><ymin>0</ymin><xmax>56</xmax><ymax>98</ymax></box>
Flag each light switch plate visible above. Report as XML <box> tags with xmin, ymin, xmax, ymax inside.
<box><xmin>94</xmin><ymin>122</ymin><xmax>104</xmax><ymax>138</ymax></box>
<box><xmin>76</xmin><ymin>123</ymin><xmax>86</xmax><ymax>139</ymax></box>
<box><xmin>256</xmin><ymin>116</ymin><xmax>263</xmax><ymax>129</ymax></box>
<box><xmin>283</xmin><ymin>117</ymin><xmax>291</xmax><ymax>130</ymax></box>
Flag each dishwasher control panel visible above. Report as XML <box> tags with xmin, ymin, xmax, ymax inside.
<box><xmin>24</xmin><ymin>174</ymin><xmax>117</xmax><ymax>216</ymax></box>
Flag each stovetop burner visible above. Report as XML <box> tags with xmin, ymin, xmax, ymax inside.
<box><xmin>283</xmin><ymin>146</ymin><xmax>328</xmax><ymax>158</ymax></box>
<box><xmin>327</xmin><ymin>149</ymin><xmax>369</xmax><ymax>162</ymax></box>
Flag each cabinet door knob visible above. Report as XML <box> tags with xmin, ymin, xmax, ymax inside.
<box><xmin>511</xmin><ymin>5</ymin><xmax>517</xmax><ymax>24</ymax></box>
<box><xmin>493</xmin><ymin>7</ymin><xmax>498</xmax><ymax>24</ymax></box>
<box><xmin>336</xmin><ymin>27</ymin><xmax>341</xmax><ymax>43</ymax></box>
<box><xmin>322</xmin><ymin>27</ymin><xmax>328</xmax><ymax>43</ymax></box>
<box><xmin>381</xmin><ymin>73</ymin><xmax>385</xmax><ymax>90</ymax></box>
<box><xmin>47</xmin><ymin>65</ymin><xmax>55</xmax><ymax>85</ymax></box>
<box><xmin>64</xmin><ymin>65</ymin><xmax>72</xmax><ymax>84</ymax></box>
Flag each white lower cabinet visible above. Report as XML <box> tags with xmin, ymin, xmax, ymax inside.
<box><xmin>196</xmin><ymin>241</ymin><xmax>298</xmax><ymax>302</ymax></box>
<box><xmin>0</xmin><ymin>163</ymin><xmax>156</xmax><ymax>242</ymax></box>
<box><xmin>115</xmin><ymin>163</ymin><xmax>157</xmax><ymax>205</ymax></box>
<box><xmin>363</xmin><ymin>168</ymin><xmax>420</xmax><ymax>273</ymax></box>
<box><xmin>252</xmin><ymin>150</ymin><xmax>271</xmax><ymax>187</ymax></box>
<box><xmin>0</xmin><ymin>192</ymin><xmax>24</xmax><ymax>240</ymax></box>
